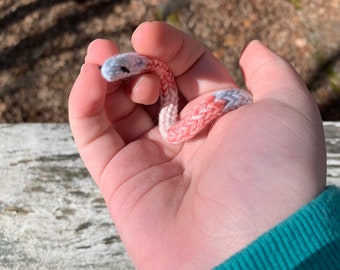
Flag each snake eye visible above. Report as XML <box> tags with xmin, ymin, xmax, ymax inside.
<box><xmin>120</xmin><ymin>66</ymin><xmax>130</xmax><ymax>73</ymax></box>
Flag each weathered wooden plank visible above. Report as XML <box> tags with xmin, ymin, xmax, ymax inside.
<box><xmin>0</xmin><ymin>123</ymin><xmax>339</xmax><ymax>269</ymax></box>
<box><xmin>0</xmin><ymin>124</ymin><xmax>134</xmax><ymax>270</ymax></box>
<box><xmin>324</xmin><ymin>122</ymin><xmax>340</xmax><ymax>186</ymax></box>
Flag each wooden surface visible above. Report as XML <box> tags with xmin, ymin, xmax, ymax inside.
<box><xmin>0</xmin><ymin>123</ymin><xmax>339</xmax><ymax>269</ymax></box>
<box><xmin>0</xmin><ymin>124</ymin><xmax>133</xmax><ymax>270</ymax></box>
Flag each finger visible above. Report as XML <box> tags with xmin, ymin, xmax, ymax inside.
<box><xmin>85</xmin><ymin>39</ymin><xmax>157</xmax><ymax>141</ymax></box>
<box><xmin>85</xmin><ymin>38</ymin><xmax>119</xmax><ymax>65</ymax></box>
<box><xmin>132</xmin><ymin>21</ymin><xmax>237</xmax><ymax>101</ymax></box>
<box><xmin>85</xmin><ymin>39</ymin><xmax>123</xmax><ymax>95</ymax></box>
<box><xmin>87</xmin><ymin>38</ymin><xmax>163</xmax><ymax>105</ymax></box>
<box><xmin>68</xmin><ymin>63</ymin><xmax>125</xmax><ymax>182</ymax></box>
<box><xmin>128</xmin><ymin>73</ymin><xmax>160</xmax><ymax>105</ymax></box>
<box><xmin>104</xmin><ymin>88</ymin><xmax>155</xmax><ymax>142</ymax></box>
<box><xmin>239</xmin><ymin>40</ymin><xmax>312</xmax><ymax>108</ymax></box>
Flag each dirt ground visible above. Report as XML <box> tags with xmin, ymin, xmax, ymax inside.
<box><xmin>0</xmin><ymin>0</ymin><xmax>339</xmax><ymax>123</ymax></box>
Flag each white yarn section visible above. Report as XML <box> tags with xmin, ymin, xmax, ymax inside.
<box><xmin>158</xmin><ymin>87</ymin><xmax>179</xmax><ymax>138</ymax></box>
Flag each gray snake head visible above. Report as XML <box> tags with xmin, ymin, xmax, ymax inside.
<box><xmin>101</xmin><ymin>52</ymin><xmax>149</xmax><ymax>82</ymax></box>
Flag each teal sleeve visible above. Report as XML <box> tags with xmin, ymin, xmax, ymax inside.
<box><xmin>214</xmin><ymin>186</ymin><xmax>340</xmax><ymax>270</ymax></box>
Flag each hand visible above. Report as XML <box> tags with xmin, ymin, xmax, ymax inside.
<box><xmin>69</xmin><ymin>21</ymin><xmax>326</xmax><ymax>269</ymax></box>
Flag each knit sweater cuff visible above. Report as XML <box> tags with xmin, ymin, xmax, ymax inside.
<box><xmin>214</xmin><ymin>186</ymin><xmax>340</xmax><ymax>270</ymax></box>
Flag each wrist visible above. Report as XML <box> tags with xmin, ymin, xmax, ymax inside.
<box><xmin>214</xmin><ymin>186</ymin><xmax>340</xmax><ymax>269</ymax></box>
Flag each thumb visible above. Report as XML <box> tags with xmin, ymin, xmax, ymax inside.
<box><xmin>239</xmin><ymin>40</ymin><xmax>326</xmax><ymax>192</ymax></box>
<box><xmin>239</xmin><ymin>40</ymin><xmax>311</xmax><ymax>110</ymax></box>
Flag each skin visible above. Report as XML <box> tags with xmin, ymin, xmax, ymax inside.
<box><xmin>69</xmin><ymin>21</ymin><xmax>326</xmax><ymax>269</ymax></box>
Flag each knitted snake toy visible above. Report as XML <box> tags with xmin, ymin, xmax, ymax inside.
<box><xmin>101</xmin><ymin>53</ymin><xmax>252</xmax><ymax>144</ymax></box>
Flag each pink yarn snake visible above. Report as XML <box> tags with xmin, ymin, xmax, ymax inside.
<box><xmin>101</xmin><ymin>53</ymin><xmax>252</xmax><ymax>144</ymax></box>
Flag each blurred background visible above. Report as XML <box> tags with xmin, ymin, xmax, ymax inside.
<box><xmin>0</xmin><ymin>0</ymin><xmax>339</xmax><ymax>123</ymax></box>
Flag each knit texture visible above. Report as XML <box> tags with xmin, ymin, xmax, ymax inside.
<box><xmin>214</xmin><ymin>186</ymin><xmax>340</xmax><ymax>270</ymax></box>
<box><xmin>101</xmin><ymin>53</ymin><xmax>253</xmax><ymax>144</ymax></box>
<box><xmin>147</xmin><ymin>58</ymin><xmax>253</xmax><ymax>143</ymax></box>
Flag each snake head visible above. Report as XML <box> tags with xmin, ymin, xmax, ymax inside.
<box><xmin>101</xmin><ymin>52</ymin><xmax>149</xmax><ymax>82</ymax></box>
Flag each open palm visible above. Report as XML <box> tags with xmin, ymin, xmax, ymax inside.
<box><xmin>69</xmin><ymin>22</ymin><xmax>326</xmax><ymax>269</ymax></box>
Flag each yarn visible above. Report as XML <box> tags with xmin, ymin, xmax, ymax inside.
<box><xmin>101</xmin><ymin>52</ymin><xmax>253</xmax><ymax>144</ymax></box>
